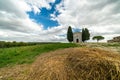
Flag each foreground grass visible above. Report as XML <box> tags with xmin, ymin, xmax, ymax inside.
<box><xmin>0</xmin><ymin>43</ymin><xmax>77</xmax><ymax>68</ymax></box>
<box><xmin>27</xmin><ymin>48</ymin><xmax>120</xmax><ymax>80</ymax></box>
<box><xmin>0</xmin><ymin>43</ymin><xmax>120</xmax><ymax>80</ymax></box>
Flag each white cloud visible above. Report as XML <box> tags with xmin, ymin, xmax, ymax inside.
<box><xmin>0</xmin><ymin>0</ymin><xmax>43</xmax><ymax>32</ymax></box>
<box><xmin>0</xmin><ymin>0</ymin><xmax>63</xmax><ymax>42</ymax></box>
<box><xmin>25</xmin><ymin>0</ymin><xmax>55</xmax><ymax>14</ymax></box>
<box><xmin>0</xmin><ymin>0</ymin><xmax>120</xmax><ymax>42</ymax></box>
<box><xmin>32</xmin><ymin>6</ymin><xmax>41</xmax><ymax>14</ymax></box>
<box><xmin>55</xmin><ymin>0</ymin><xmax>120</xmax><ymax>42</ymax></box>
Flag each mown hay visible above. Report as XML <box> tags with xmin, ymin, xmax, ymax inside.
<box><xmin>26</xmin><ymin>48</ymin><xmax>120</xmax><ymax>80</ymax></box>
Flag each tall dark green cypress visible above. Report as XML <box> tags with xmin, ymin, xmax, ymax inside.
<box><xmin>82</xmin><ymin>28</ymin><xmax>90</xmax><ymax>42</ymax></box>
<box><xmin>67</xmin><ymin>26</ymin><xmax>73</xmax><ymax>42</ymax></box>
<box><xmin>85</xmin><ymin>28</ymin><xmax>90</xmax><ymax>40</ymax></box>
<box><xmin>82</xmin><ymin>28</ymin><xmax>85</xmax><ymax>42</ymax></box>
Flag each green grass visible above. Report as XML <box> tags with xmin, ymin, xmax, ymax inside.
<box><xmin>0</xmin><ymin>43</ymin><xmax>77</xmax><ymax>68</ymax></box>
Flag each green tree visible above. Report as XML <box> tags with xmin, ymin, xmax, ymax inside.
<box><xmin>67</xmin><ymin>26</ymin><xmax>73</xmax><ymax>42</ymax></box>
<box><xmin>82</xmin><ymin>28</ymin><xmax>85</xmax><ymax>42</ymax></box>
<box><xmin>85</xmin><ymin>28</ymin><xmax>90</xmax><ymax>40</ymax></box>
<box><xmin>92</xmin><ymin>36</ymin><xmax>104</xmax><ymax>42</ymax></box>
<box><xmin>82</xmin><ymin>28</ymin><xmax>90</xmax><ymax>42</ymax></box>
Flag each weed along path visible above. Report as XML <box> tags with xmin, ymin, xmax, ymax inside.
<box><xmin>0</xmin><ymin>47</ymin><xmax>120</xmax><ymax>80</ymax></box>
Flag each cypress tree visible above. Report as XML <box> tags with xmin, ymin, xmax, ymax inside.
<box><xmin>67</xmin><ymin>26</ymin><xmax>73</xmax><ymax>42</ymax></box>
<box><xmin>82</xmin><ymin>28</ymin><xmax>86</xmax><ymax>42</ymax></box>
<box><xmin>85</xmin><ymin>28</ymin><xmax>90</xmax><ymax>40</ymax></box>
<box><xmin>82</xmin><ymin>28</ymin><xmax>90</xmax><ymax>42</ymax></box>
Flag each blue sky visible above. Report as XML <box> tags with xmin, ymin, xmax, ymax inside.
<box><xmin>27</xmin><ymin>0</ymin><xmax>61</xmax><ymax>29</ymax></box>
<box><xmin>0</xmin><ymin>0</ymin><xmax>120</xmax><ymax>42</ymax></box>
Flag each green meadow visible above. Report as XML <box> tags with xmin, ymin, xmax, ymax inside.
<box><xmin>0</xmin><ymin>43</ymin><xmax>77</xmax><ymax>68</ymax></box>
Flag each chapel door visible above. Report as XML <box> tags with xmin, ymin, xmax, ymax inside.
<box><xmin>76</xmin><ymin>39</ymin><xmax>79</xmax><ymax>43</ymax></box>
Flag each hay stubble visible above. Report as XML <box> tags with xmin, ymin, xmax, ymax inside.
<box><xmin>27</xmin><ymin>48</ymin><xmax>120</xmax><ymax>80</ymax></box>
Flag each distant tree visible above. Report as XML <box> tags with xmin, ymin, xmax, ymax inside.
<box><xmin>82</xmin><ymin>28</ymin><xmax>90</xmax><ymax>42</ymax></box>
<box><xmin>82</xmin><ymin>28</ymin><xmax>85</xmax><ymax>42</ymax></box>
<box><xmin>67</xmin><ymin>26</ymin><xmax>73</xmax><ymax>42</ymax></box>
<box><xmin>92</xmin><ymin>36</ymin><xmax>104</xmax><ymax>42</ymax></box>
<box><xmin>85</xmin><ymin>28</ymin><xmax>90</xmax><ymax>41</ymax></box>
<box><xmin>0</xmin><ymin>41</ymin><xmax>5</xmax><ymax>48</ymax></box>
<box><xmin>12</xmin><ymin>41</ymin><xmax>17</xmax><ymax>46</ymax></box>
<box><xmin>6</xmin><ymin>42</ymin><xmax>12</xmax><ymax>48</ymax></box>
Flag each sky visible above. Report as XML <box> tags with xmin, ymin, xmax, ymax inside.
<box><xmin>0</xmin><ymin>0</ymin><xmax>120</xmax><ymax>42</ymax></box>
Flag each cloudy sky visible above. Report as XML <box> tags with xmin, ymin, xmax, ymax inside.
<box><xmin>0</xmin><ymin>0</ymin><xmax>120</xmax><ymax>42</ymax></box>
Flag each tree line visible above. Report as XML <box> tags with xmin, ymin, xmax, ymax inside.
<box><xmin>0</xmin><ymin>41</ymin><xmax>35</xmax><ymax>48</ymax></box>
<box><xmin>0</xmin><ymin>41</ymin><xmax>59</xmax><ymax>48</ymax></box>
<box><xmin>67</xmin><ymin>26</ymin><xmax>104</xmax><ymax>42</ymax></box>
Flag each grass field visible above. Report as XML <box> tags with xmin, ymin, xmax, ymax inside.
<box><xmin>0</xmin><ymin>42</ymin><xmax>120</xmax><ymax>80</ymax></box>
<box><xmin>0</xmin><ymin>43</ymin><xmax>77</xmax><ymax>68</ymax></box>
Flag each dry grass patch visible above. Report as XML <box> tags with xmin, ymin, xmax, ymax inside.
<box><xmin>26</xmin><ymin>48</ymin><xmax>120</xmax><ymax>80</ymax></box>
<box><xmin>0</xmin><ymin>64</ymin><xmax>30</xmax><ymax>80</ymax></box>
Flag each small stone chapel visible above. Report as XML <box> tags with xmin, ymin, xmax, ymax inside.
<box><xmin>73</xmin><ymin>32</ymin><xmax>82</xmax><ymax>43</ymax></box>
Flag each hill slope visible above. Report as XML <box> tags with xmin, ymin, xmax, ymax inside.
<box><xmin>26</xmin><ymin>48</ymin><xmax>120</xmax><ymax>80</ymax></box>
